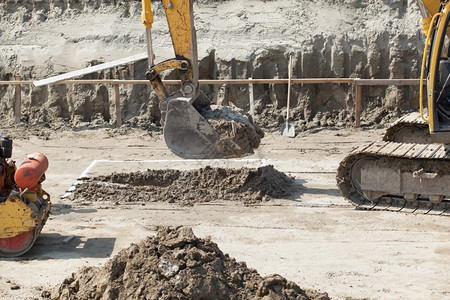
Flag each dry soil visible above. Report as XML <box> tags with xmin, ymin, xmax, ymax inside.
<box><xmin>0</xmin><ymin>126</ymin><xmax>449</xmax><ymax>300</ymax></box>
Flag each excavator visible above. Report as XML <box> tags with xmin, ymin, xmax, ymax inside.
<box><xmin>0</xmin><ymin>0</ymin><xmax>263</xmax><ymax>257</ymax></box>
<box><xmin>141</xmin><ymin>0</ymin><xmax>264</xmax><ymax>159</ymax></box>
<box><xmin>337</xmin><ymin>0</ymin><xmax>450</xmax><ymax>215</ymax></box>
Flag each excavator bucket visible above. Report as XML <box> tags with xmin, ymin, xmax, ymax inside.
<box><xmin>163</xmin><ymin>98</ymin><xmax>224</xmax><ymax>159</ymax></box>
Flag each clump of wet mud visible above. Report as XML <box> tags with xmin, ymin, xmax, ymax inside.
<box><xmin>50</xmin><ymin>227</ymin><xmax>329</xmax><ymax>300</ymax></box>
<box><xmin>70</xmin><ymin>165</ymin><xmax>295</xmax><ymax>205</ymax></box>
<box><xmin>202</xmin><ymin>105</ymin><xmax>265</xmax><ymax>158</ymax></box>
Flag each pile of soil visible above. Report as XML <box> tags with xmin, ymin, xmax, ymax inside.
<box><xmin>50</xmin><ymin>226</ymin><xmax>329</xmax><ymax>300</ymax></box>
<box><xmin>205</xmin><ymin>105</ymin><xmax>265</xmax><ymax>158</ymax></box>
<box><xmin>70</xmin><ymin>165</ymin><xmax>295</xmax><ymax>205</ymax></box>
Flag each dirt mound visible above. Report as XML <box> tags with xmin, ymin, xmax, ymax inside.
<box><xmin>50</xmin><ymin>227</ymin><xmax>329</xmax><ymax>300</ymax></box>
<box><xmin>70</xmin><ymin>165</ymin><xmax>295</xmax><ymax>205</ymax></box>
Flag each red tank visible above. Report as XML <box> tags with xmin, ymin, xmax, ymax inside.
<box><xmin>14</xmin><ymin>153</ymin><xmax>49</xmax><ymax>190</ymax></box>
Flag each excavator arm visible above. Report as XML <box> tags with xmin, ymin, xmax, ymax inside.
<box><xmin>142</xmin><ymin>0</ymin><xmax>199</xmax><ymax>105</ymax></box>
<box><xmin>141</xmin><ymin>0</ymin><xmax>263</xmax><ymax>159</ymax></box>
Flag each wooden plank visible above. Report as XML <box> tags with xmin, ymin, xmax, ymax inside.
<box><xmin>114</xmin><ymin>84</ymin><xmax>122</xmax><ymax>127</ymax></box>
<box><xmin>248</xmin><ymin>77</ymin><xmax>254</xmax><ymax>120</ymax></box>
<box><xmin>355</xmin><ymin>83</ymin><xmax>362</xmax><ymax>128</ymax></box>
<box><xmin>355</xmin><ymin>78</ymin><xmax>422</xmax><ymax>86</ymax></box>
<box><xmin>14</xmin><ymin>76</ymin><xmax>21</xmax><ymax>123</ymax></box>
<box><xmin>2</xmin><ymin>77</ymin><xmax>427</xmax><ymax>87</ymax></box>
<box><xmin>49</xmin><ymin>78</ymin><xmax>356</xmax><ymax>85</ymax></box>
<box><xmin>33</xmin><ymin>53</ymin><xmax>148</xmax><ymax>87</ymax></box>
<box><xmin>0</xmin><ymin>80</ymin><xmax>33</xmax><ymax>85</ymax></box>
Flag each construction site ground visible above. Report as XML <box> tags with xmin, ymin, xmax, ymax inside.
<box><xmin>1</xmin><ymin>126</ymin><xmax>449</xmax><ymax>300</ymax></box>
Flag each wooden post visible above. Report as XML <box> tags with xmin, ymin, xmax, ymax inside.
<box><xmin>249</xmin><ymin>77</ymin><xmax>255</xmax><ymax>120</ymax></box>
<box><xmin>114</xmin><ymin>84</ymin><xmax>122</xmax><ymax>127</ymax></box>
<box><xmin>355</xmin><ymin>80</ymin><xmax>362</xmax><ymax>128</ymax></box>
<box><xmin>14</xmin><ymin>76</ymin><xmax>21</xmax><ymax>123</ymax></box>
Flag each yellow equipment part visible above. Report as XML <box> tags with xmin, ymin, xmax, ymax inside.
<box><xmin>141</xmin><ymin>0</ymin><xmax>153</xmax><ymax>29</ymax></box>
<box><xmin>420</xmin><ymin>1</ymin><xmax>450</xmax><ymax>142</ymax></box>
<box><xmin>0</xmin><ymin>189</ymin><xmax>51</xmax><ymax>257</ymax></box>
<box><xmin>163</xmin><ymin>0</ymin><xmax>196</xmax><ymax>64</ymax></box>
<box><xmin>418</xmin><ymin>0</ymin><xmax>441</xmax><ymax>33</ymax></box>
<box><xmin>141</xmin><ymin>0</ymin><xmax>264</xmax><ymax>158</ymax></box>
<box><xmin>0</xmin><ymin>196</ymin><xmax>40</xmax><ymax>238</ymax></box>
<box><xmin>421</xmin><ymin>0</ymin><xmax>441</xmax><ymax>17</ymax></box>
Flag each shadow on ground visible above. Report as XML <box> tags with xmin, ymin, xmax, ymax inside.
<box><xmin>50</xmin><ymin>203</ymin><xmax>98</xmax><ymax>216</ymax></box>
<box><xmin>284</xmin><ymin>179</ymin><xmax>342</xmax><ymax>203</ymax></box>
<box><xmin>3</xmin><ymin>233</ymin><xmax>116</xmax><ymax>261</ymax></box>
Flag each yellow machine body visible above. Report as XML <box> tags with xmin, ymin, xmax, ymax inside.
<box><xmin>419</xmin><ymin>0</ymin><xmax>450</xmax><ymax>142</ymax></box>
<box><xmin>0</xmin><ymin>196</ymin><xmax>45</xmax><ymax>239</ymax></box>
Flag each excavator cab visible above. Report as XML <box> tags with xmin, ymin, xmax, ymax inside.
<box><xmin>420</xmin><ymin>1</ymin><xmax>450</xmax><ymax>142</ymax></box>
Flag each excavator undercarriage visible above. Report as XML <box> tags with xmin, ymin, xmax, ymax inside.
<box><xmin>337</xmin><ymin>140</ymin><xmax>450</xmax><ymax>215</ymax></box>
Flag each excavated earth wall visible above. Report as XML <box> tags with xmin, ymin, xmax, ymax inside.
<box><xmin>0</xmin><ymin>0</ymin><xmax>424</xmax><ymax>130</ymax></box>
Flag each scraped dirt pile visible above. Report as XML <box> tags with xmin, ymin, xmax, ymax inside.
<box><xmin>50</xmin><ymin>227</ymin><xmax>329</xmax><ymax>300</ymax></box>
<box><xmin>71</xmin><ymin>165</ymin><xmax>295</xmax><ymax>205</ymax></box>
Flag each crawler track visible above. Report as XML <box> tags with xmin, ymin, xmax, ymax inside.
<box><xmin>337</xmin><ymin>141</ymin><xmax>450</xmax><ymax>215</ymax></box>
<box><xmin>382</xmin><ymin>112</ymin><xmax>430</xmax><ymax>143</ymax></box>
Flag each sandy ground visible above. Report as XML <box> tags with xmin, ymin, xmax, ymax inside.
<box><xmin>0</xmin><ymin>127</ymin><xmax>449</xmax><ymax>300</ymax></box>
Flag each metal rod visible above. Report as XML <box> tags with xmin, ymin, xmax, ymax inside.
<box><xmin>145</xmin><ymin>28</ymin><xmax>154</xmax><ymax>67</ymax></box>
<box><xmin>249</xmin><ymin>77</ymin><xmax>254</xmax><ymax>120</ymax></box>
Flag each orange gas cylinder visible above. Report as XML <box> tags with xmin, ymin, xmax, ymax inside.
<box><xmin>14</xmin><ymin>153</ymin><xmax>48</xmax><ymax>190</ymax></box>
